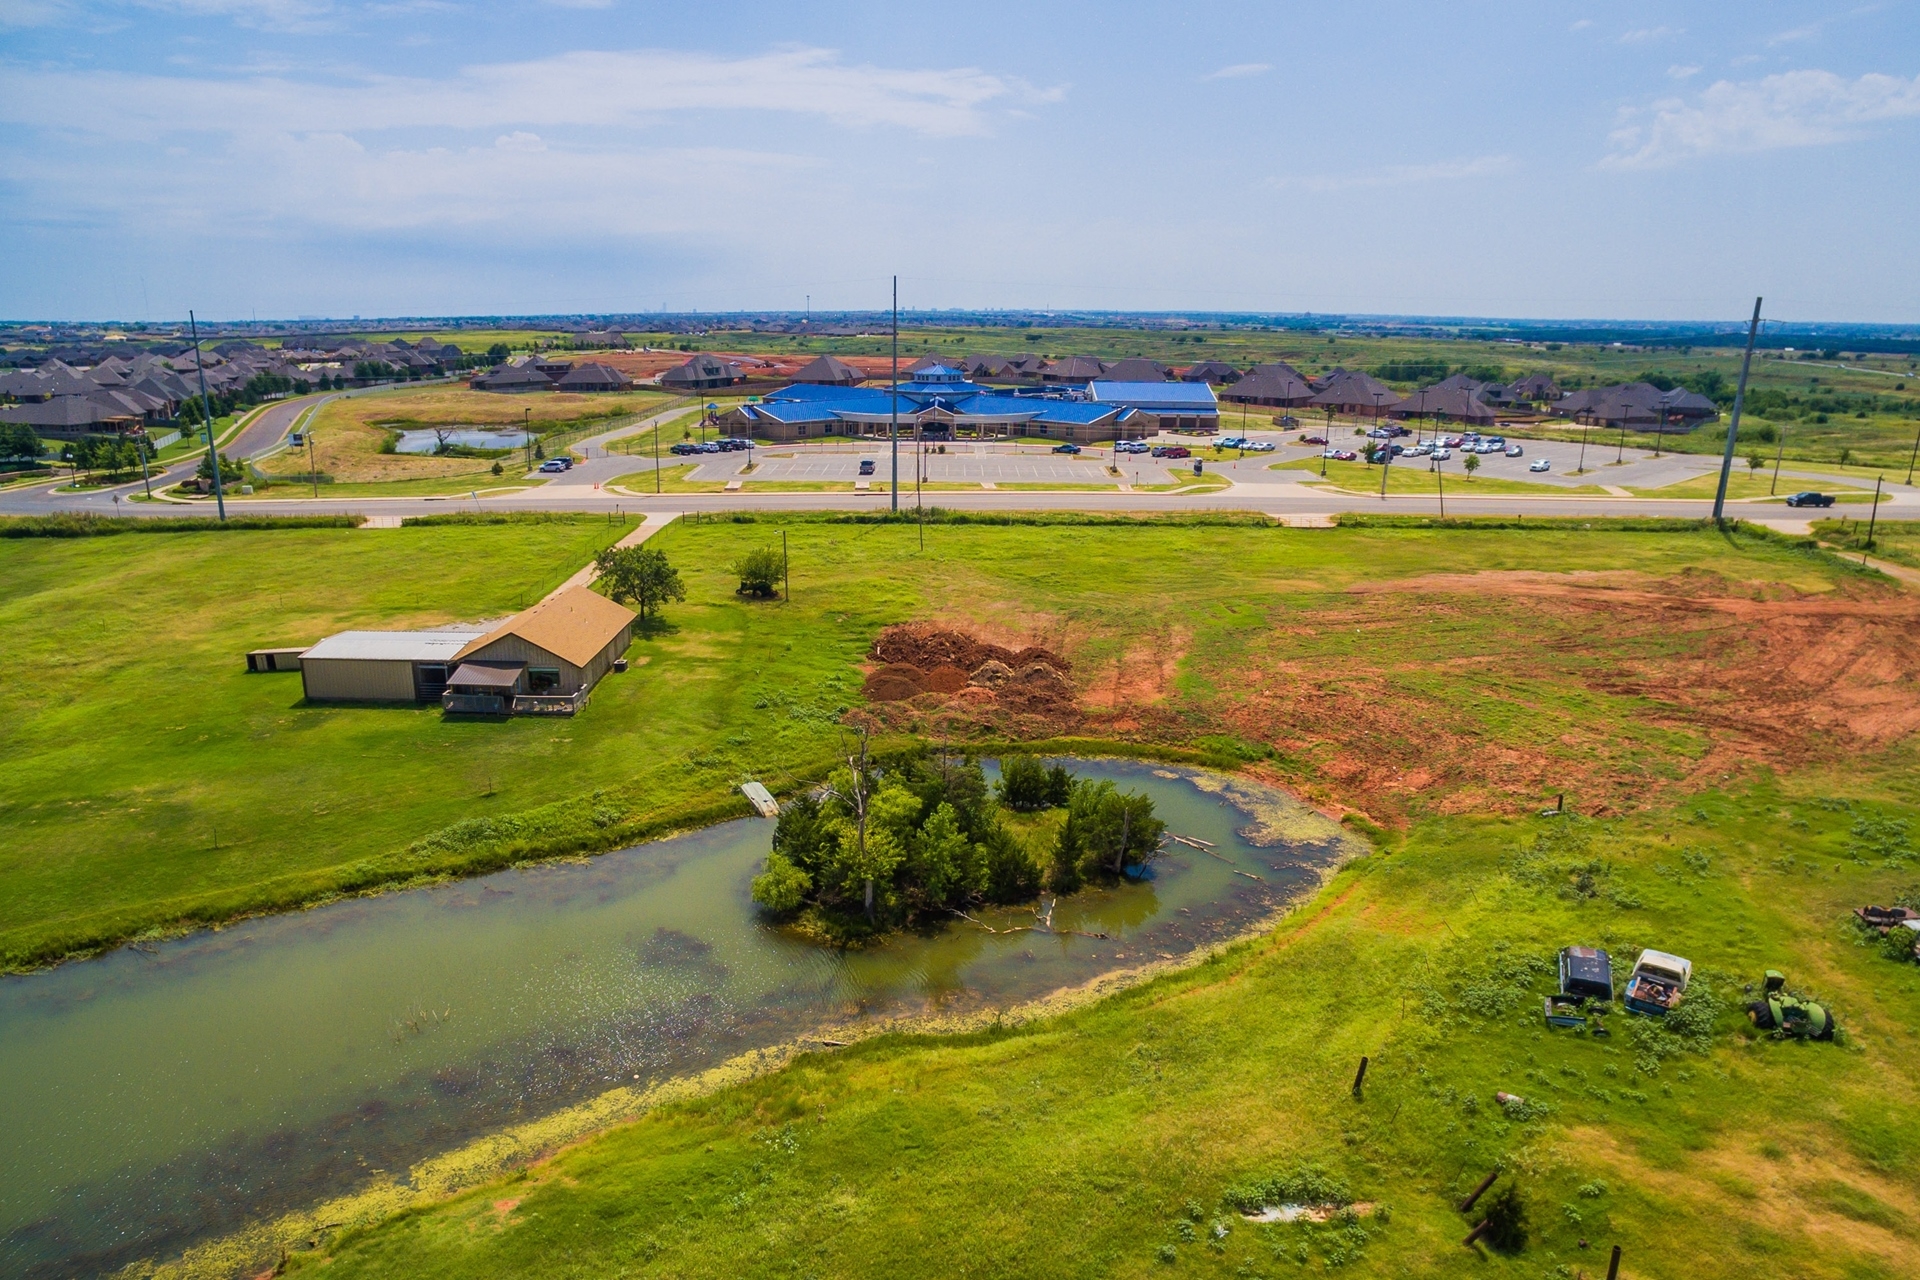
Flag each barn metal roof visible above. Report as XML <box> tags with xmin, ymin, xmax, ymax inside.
<box><xmin>299</xmin><ymin>629</ymin><xmax>487</xmax><ymax>662</ymax></box>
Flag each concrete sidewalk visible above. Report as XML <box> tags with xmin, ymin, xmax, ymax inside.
<box><xmin>544</xmin><ymin>511</ymin><xmax>683</xmax><ymax>601</ymax></box>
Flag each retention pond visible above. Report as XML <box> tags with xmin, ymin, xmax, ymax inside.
<box><xmin>0</xmin><ymin>759</ymin><xmax>1360</xmax><ymax>1278</ymax></box>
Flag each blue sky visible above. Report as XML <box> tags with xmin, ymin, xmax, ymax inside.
<box><xmin>2</xmin><ymin>1</ymin><xmax>1917</xmax><ymax>322</ymax></box>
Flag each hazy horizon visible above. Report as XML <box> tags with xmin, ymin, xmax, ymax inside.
<box><xmin>4</xmin><ymin>2</ymin><xmax>1917</xmax><ymax>324</ymax></box>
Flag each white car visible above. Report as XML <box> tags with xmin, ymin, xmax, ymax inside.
<box><xmin>1506</xmin><ymin>445</ymin><xmax>1524</xmax><ymax>457</ymax></box>
<box><xmin>1530</xmin><ymin>458</ymin><xmax>1551</xmax><ymax>472</ymax></box>
<box><xmin>1429</xmin><ymin>447</ymin><xmax>1451</xmax><ymax>461</ymax></box>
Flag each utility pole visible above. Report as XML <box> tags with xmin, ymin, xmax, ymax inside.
<box><xmin>890</xmin><ymin>275</ymin><xmax>899</xmax><ymax>513</ymax></box>
<box><xmin>1713</xmin><ymin>296</ymin><xmax>1763</xmax><ymax>525</ymax></box>
<box><xmin>1770</xmin><ymin>418</ymin><xmax>1789</xmax><ymax>495</ymax></box>
<box><xmin>307</xmin><ymin>429</ymin><xmax>319</xmax><ymax>497</ymax></box>
<box><xmin>653</xmin><ymin>414</ymin><xmax>661</xmax><ymax>494</ymax></box>
<box><xmin>1906</xmin><ymin>419</ymin><xmax>1919</xmax><ymax>487</ymax></box>
<box><xmin>190</xmin><ymin>310</ymin><xmax>226</xmax><ymax>520</ymax></box>
<box><xmin>1863</xmin><ymin>475</ymin><xmax>1884</xmax><ymax>560</ymax></box>
<box><xmin>136</xmin><ymin>432</ymin><xmax>152</xmax><ymax>498</ymax></box>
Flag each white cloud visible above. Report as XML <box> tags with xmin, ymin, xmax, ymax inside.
<box><xmin>1668</xmin><ymin>64</ymin><xmax>1701</xmax><ymax>80</ymax></box>
<box><xmin>1602</xmin><ymin>69</ymin><xmax>1920</xmax><ymax>168</ymax></box>
<box><xmin>0</xmin><ymin>0</ymin><xmax>74</xmax><ymax>25</ymax></box>
<box><xmin>1275</xmin><ymin>153</ymin><xmax>1517</xmax><ymax>194</ymax></box>
<box><xmin>1570</xmin><ymin>19</ymin><xmax>1592</xmax><ymax>32</ymax></box>
<box><xmin>1768</xmin><ymin>24</ymin><xmax>1820</xmax><ymax>46</ymax></box>
<box><xmin>1621</xmin><ymin>26</ymin><xmax>1681</xmax><ymax>43</ymax></box>
<box><xmin>0</xmin><ymin>46</ymin><xmax>1061</xmax><ymax>140</ymax></box>
<box><xmin>130</xmin><ymin>0</ymin><xmax>338</xmax><ymax>33</ymax></box>
<box><xmin>494</xmin><ymin>130</ymin><xmax>546</xmax><ymax>151</ymax></box>
<box><xmin>1205</xmin><ymin>62</ymin><xmax>1270</xmax><ymax>80</ymax></box>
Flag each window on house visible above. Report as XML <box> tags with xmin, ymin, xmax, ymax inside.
<box><xmin>528</xmin><ymin>667</ymin><xmax>560</xmax><ymax>693</ymax></box>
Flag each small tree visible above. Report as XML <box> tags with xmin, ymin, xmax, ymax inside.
<box><xmin>1462</xmin><ymin>453</ymin><xmax>1481</xmax><ymax>480</ymax></box>
<box><xmin>996</xmin><ymin>755</ymin><xmax>1051</xmax><ymax>810</ymax></box>
<box><xmin>196</xmin><ymin>451</ymin><xmax>243</xmax><ymax>484</ymax></box>
<box><xmin>595</xmin><ymin>545</ymin><xmax>685</xmax><ymax>621</ymax></box>
<box><xmin>1746</xmin><ymin>451</ymin><xmax>1765</xmax><ymax>475</ymax></box>
<box><xmin>732</xmin><ymin>546</ymin><xmax>783</xmax><ymax>598</ymax></box>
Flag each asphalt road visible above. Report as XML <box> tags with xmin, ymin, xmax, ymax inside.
<box><xmin>4</xmin><ymin>392</ymin><xmax>1914</xmax><ymax>530</ymax></box>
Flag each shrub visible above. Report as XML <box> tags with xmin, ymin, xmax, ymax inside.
<box><xmin>996</xmin><ymin>754</ymin><xmax>1051</xmax><ymax>810</ymax></box>
<box><xmin>1478</xmin><ymin>1183</ymin><xmax>1528</xmax><ymax>1253</ymax></box>
<box><xmin>732</xmin><ymin>546</ymin><xmax>784</xmax><ymax>598</ymax></box>
<box><xmin>1222</xmin><ymin>1163</ymin><xmax>1352</xmax><ymax>1212</ymax></box>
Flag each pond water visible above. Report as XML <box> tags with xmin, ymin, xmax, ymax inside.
<box><xmin>392</xmin><ymin>428</ymin><xmax>531</xmax><ymax>455</ymax></box>
<box><xmin>0</xmin><ymin>760</ymin><xmax>1359</xmax><ymax>1278</ymax></box>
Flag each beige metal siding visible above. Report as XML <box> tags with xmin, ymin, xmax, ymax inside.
<box><xmin>300</xmin><ymin>657</ymin><xmax>421</xmax><ymax>702</ymax></box>
<box><xmin>459</xmin><ymin>637</ymin><xmax>586</xmax><ymax>693</ymax></box>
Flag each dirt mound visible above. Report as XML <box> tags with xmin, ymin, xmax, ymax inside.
<box><xmin>859</xmin><ymin>625</ymin><xmax>1080</xmax><ymax>733</ymax></box>
<box><xmin>968</xmin><ymin>659</ymin><xmax>1014</xmax><ymax>689</ymax></box>
<box><xmin>863</xmin><ymin>663</ymin><xmax>929</xmax><ymax>702</ymax></box>
<box><xmin>923</xmin><ymin>664</ymin><xmax>971</xmax><ymax>694</ymax></box>
<box><xmin>871</xmin><ymin>625</ymin><xmax>1070</xmax><ymax>675</ymax></box>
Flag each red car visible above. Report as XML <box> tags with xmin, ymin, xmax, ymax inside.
<box><xmin>1299</xmin><ymin>434</ymin><xmax>1327</xmax><ymax>445</ymax></box>
<box><xmin>1151</xmin><ymin>445</ymin><xmax>1191</xmax><ymax>458</ymax></box>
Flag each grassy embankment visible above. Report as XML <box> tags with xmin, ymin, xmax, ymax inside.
<box><xmin>297</xmin><ymin>777</ymin><xmax>1920</xmax><ymax>1280</ymax></box>
<box><xmin>6</xmin><ymin>514</ymin><xmax>1920</xmax><ymax>1278</ymax></box>
<box><xmin>1624</xmin><ymin>473</ymin><xmax>1877</xmax><ymax>503</ymax></box>
<box><xmin>1815</xmin><ymin>518</ymin><xmax>1920</xmax><ymax>569</ymax></box>
<box><xmin>1297</xmin><ymin>459</ymin><xmax>1610</xmax><ymax>497</ymax></box>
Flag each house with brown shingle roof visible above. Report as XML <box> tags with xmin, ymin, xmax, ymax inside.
<box><xmin>792</xmin><ymin>354</ymin><xmax>865</xmax><ymax>386</ymax></box>
<box><xmin>442</xmin><ymin>586</ymin><xmax>637</xmax><ymax>715</ymax></box>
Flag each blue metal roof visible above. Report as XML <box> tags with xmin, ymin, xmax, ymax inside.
<box><xmin>1087</xmin><ymin>380</ymin><xmax>1220</xmax><ymax>410</ymax></box>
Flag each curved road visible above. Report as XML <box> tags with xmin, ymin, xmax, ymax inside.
<box><xmin>3</xmin><ymin>392</ymin><xmax>1914</xmax><ymax>533</ymax></box>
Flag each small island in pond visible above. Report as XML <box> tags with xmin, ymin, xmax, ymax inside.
<box><xmin>751</xmin><ymin>749</ymin><xmax>1165</xmax><ymax>942</ymax></box>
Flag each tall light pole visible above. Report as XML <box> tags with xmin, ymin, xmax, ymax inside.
<box><xmin>1713</xmin><ymin>297</ymin><xmax>1763</xmax><ymax>526</ymax></box>
<box><xmin>189</xmin><ymin>311</ymin><xmax>226</xmax><ymax>520</ymax></box>
<box><xmin>1769</xmin><ymin>416</ymin><xmax>1789</xmax><ymax>495</ymax></box>
<box><xmin>1905</xmin><ymin>419</ymin><xmax>1919</xmax><ymax>487</ymax></box>
<box><xmin>890</xmin><ymin>274</ymin><xmax>899</xmax><ymax>513</ymax></box>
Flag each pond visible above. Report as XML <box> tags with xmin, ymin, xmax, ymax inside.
<box><xmin>0</xmin><ymin>759</ymin><xmax>1361</xmax><ymax>1278</ymax></box>
<box><xmin>391</xmin><ymin>428</ymin><xmax>531</xmax><ymax>455</ymax></box>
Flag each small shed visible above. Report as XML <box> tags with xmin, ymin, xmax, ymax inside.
<box><xmin>246</xmin><ymin>647</ymin><xmax>308</xmax><ymax>673</ymax></box>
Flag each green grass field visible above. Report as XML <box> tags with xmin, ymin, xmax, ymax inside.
<box><xmin>6</xmin><ymin>514</ymin><xmax>1920</xmax><ymax>1279</ymax></box>
<box><xmin>300</xmin><ymin>778</ymin><xmax>1920</xmax><ymax>1280</ymax></box>
<box><xmin>1627</xmin><ymin>472</ymin><xmax>1873</xmax><ymax>501</ymax></box>
<box><xmin>1814</xmin><ymin>518</ymin><xmax>1920</xmax><ymax>569</ymax></box>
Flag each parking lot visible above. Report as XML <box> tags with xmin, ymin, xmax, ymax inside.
<box><xmin>691</xmin><ymin>450</ymin><xmax>1114</xmax><ymax>485</ymax></box>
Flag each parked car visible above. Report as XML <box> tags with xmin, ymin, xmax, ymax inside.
<box><xmin>1559</xmin><ymin>946</ymin><xmax>1614</xmax><ymax>1001</ymax></box>
<box><xmin>1529</xmin><ymin>458</ymin><xmax>1551</xmax><ymax>472</ymax></box>
<box><xmin>1485</xmin><ymin>435</ymin><xmax>1506</xmax><ymax>447</ymax></box>
<box><xmin>1243</xmin><ymin>440</ymin><xmax>1275</xmax><ymax>452</ymax></box>
<box><xmin>1437</xmin><ymin>435</ymin><xmax>1464</xmax><ymax>448</ymax></box>
<box><xmin>1505</xmin><ymin>444</ymin><xmax>1524</xmax><ymax>457</ymax></box>
<box><xmin>538</xmin><ymin>459</ymin><xmax>568</xmax><ymax>473</ymax></box>
<box><xmin>1217</xmin><ymin>436</ymin><xmax>1247</xmax><ymax>449</ymax></box>
<box><xmin>1623</xmin><ymin>949</ymin><xmax>1692</xmax><ymax>1017</ymax></box>
<box><xmin>669</xmin><ymin>442</ymin><xmax>701</xmax><ymax>456</ymax></box>
<box><xmin>1161</xmin><ymin>445</ymin><xmax>1190</xmax><ymax>458</ymax></box>
<box><xmin>1785</xmin><ymin>491</ymin><xmax>1836</xmax><ymax>507</ymax></box>
<box><xmin>1299</xmin><ymin>434</ymin><xmax>1327</xmax><ymax>445</ymax></box>
<box><xmin>858</xmin><ymin>459</ymin><xmax>876</xmax><ymax>476</ymax></box>
<box><xmin>1116</xmin><ymin>440</ymin><xmax>1148</xmax><ymax>453</ymax></box>
<box><xmin>1052</xmin><ymin>443</ymin><xmax>1081</xmax><ymax>454</ymax></box>
<box><xmin>1429</xmin><ymin>447</ymin><xmax>1451</xmax><ymax>461</ymax></box>
<box><xmin>1324</xmin><ymin>448</ymin><xmax>1358</xmax><ymax>462</ymax></box>
<box><xmin>1365</xmin><ymin>427</ymin><xmax>1392</xmax><ymax>439</ymax></box>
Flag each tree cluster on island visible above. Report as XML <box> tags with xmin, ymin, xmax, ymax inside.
<box><xmin>751</xmin><ymin>744</ymin><xmax>1165</xmax><ymax>940</ymax></box>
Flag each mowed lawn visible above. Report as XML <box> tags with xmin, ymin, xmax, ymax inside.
<box><xmin>0</xmin><ymin>516</ymin><xmax>1880</xmax><ymax>971</ymax></box>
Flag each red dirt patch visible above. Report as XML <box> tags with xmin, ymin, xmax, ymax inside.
<box><xmin>860</xmin><ymin>625</ymin><xmax>1079</xmax><ymax>733</ymax></box>
<box><xmin>1223</xmin><ymin>570</ymin><xmax>1920</xmax><ymax>824</ymax></box>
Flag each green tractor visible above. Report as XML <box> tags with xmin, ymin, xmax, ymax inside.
<box><xmin>1746</xmin><ymin>970</ymin><xmax>1836</xmax><ymax>1042</ymax></box>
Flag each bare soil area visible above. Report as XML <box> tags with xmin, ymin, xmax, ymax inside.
<box><xmin>861</xmin><ymin>572</ymin><xmax>1920</xmax><ymax>827</ymax></box>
